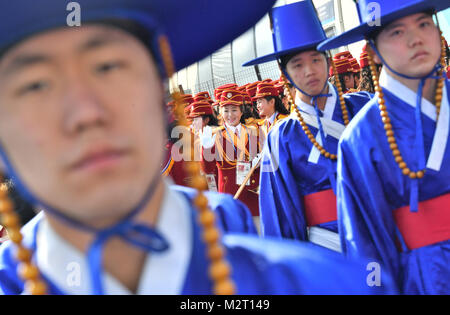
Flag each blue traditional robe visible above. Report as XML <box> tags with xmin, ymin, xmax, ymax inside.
<box><xmin>0</xmin><ymin>184</ymin><xmax>395</xmax><ymax>294</ymax></box>
<box><xmin>176</xmin><ymin>185</ymin><xmax>257</xmax><ymax>235</ymax></box>
<box><xmin>259</xmin><ymin>82</ymin><xmax>371</xmax><ymax>248</ymax></box>
<box><xmin>337</xmin><ymin>71</ymin><xmax>450</xmax><ymax>294</ymax></box>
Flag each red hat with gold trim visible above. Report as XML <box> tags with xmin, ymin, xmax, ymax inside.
<box><xmin>360</xmin><ymin>52</ymin><xmax>369</xmax><ymax>68</ymax></box>
<box><xmin>360</xmin><ymin>44</ymin><xmax>370</xmax><ymax>68</ymax></box>
<box><xmin>238</xmin><ymin>89</ymin><xmax>252</xmax><ymax>104</ymax></box>
<box><xmin>194</xmin><ymin>91</ymin><xmax>213</xmax><ymax>103</ymax></box>
<box><xmin>246</xmin><ymin>81</ymin><xmax>260</xmax><ymax>99</ymax></box>
<box><xmin>252</xmin><ymin>82</ymin><xmax>279</xmax><ymax>101</ymax></box>
<box><xmin>220</xmin><ymin>89</ymin><xmax>244</xmax><ymax>106</ymax></box>
<box><xmin>236</xmin><ymin>84</ymin><xmax>248</xmax><ymax>93</ymax></box>
<box><xmin>238</xmin><ymin>87</ymin><xmax>251</xmax><ymax>104</ymax></box>
<box><xmin>189</xmin><ymin>101</ymin><xmax>214</xmax><ymax>118</ymax></box>
<box><xmin>273</xmin><ymin>80</ymin><xmax>285</xmax><ymax>95</ymax></box>
<box><xmin>334</xmin><ymin>51</ymin><xmax>353</xmax><ymax>61</ymax></box>
<box><xmin>349</xmin><ymin>58</ymin><xmax>360</xmax><ymax>72</ymax></box>
<box><xmin>332</xmin><ymin>58</ymin><xmax>354</xmax><ymax>75</ymax></box>
<box><xmin>179</xmin><ymin>94</ymin><xmax>194</xmax><ymax>106</ymax></box>
<box><xmin>331</xmin><ymin>51</ymin><xmax>356</xmax><ymax>75</ymax></box>
<box><xmin>214</xmin><ymin>83</ymin><xmax>238</xmax><ymax>102</ymax></box>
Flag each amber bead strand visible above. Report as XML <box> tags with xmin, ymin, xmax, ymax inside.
<box><xmin>328</xmin><ymin>52</ymin><xmax>351</xmax><ymax>126</ymax></box>
<box><xmin>0</xmin><ymin>178</ymin><xmax>47</xmax><ymax>295</ymax></box>
<box><xmin>158</xmin><ymin>35</ymin><xmax>235</xmax><ymax>295</ymax></box>
<box><xmin>435</xmin><ymin>33</ymin><xmax>447</xmax><ymax>117</ymax></box>
<box><xmin>366</xmin><ymin>38</ymin><xmax>444</xmax><ymax>179</ymax></box>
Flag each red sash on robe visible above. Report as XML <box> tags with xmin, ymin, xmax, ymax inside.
<box><xmin>393</xmin><ymin>193</ymin><xmax>450</xmax><ymax>250</ymax></box>
<box><xmin>303</xmin><ymin>189</ymin><xmax>337</xmax><ymax>227</ymax></box>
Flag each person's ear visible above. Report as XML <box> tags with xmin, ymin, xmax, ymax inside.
<box><xmin>366</xmin><ymin>44</ymin><xmax>381</xmax><ymax>65</ymax></box>
<box><xmin>372</xmin><ymin>53</ymin><xmax>381</xmax><ymax>65</ymax></box>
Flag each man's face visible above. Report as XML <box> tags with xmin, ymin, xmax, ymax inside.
<box><xmin>285</xmin><ymin>50</ymin><xmax>328</xmax><ymax>96</ymax></box>
<box><xmin>0</xmin><ymin>25</ymin><xmax>165</xmax><ymax>224</ymax></box>
<box><xmin>374</xmin><ymin>12</ymin><xmax>441</xmax><ymax>78</ymax></box>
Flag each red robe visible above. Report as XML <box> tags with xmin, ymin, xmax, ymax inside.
<box><xmin>0</xmin><ymin>226</ymin><xmax>8</xmax><ymax>244</ymax></box>
<box><xmin>162</xmin><ymin>140</ymin><xmax>192</xmax><ymax>186</ymax></box>
<box><xmin>201</xmin><ymin>125</ymin><xmax>261</xmax><ymax>216</ymax></box>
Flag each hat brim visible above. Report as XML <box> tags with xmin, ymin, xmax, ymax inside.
<box><xmin>251</xmin><ymin>96</ymin><xmax>264</xmax><ymax>102</ymax></box>
<box><xmin>189</xmin><ymin>112</ymin><xmax>212</xmax><ymax>119</ymax></box>
<box><xmin>243</xmin><ymin>41</ymin><xmax>321</xmax><ymax>67</ymax></box>
<box><xmin>220</xmin><ymin>102</ymin><xmax>242</xmax><ymax>107</ymax></box>
<box><xmin>1</xmin><ymin>0</ymin><xmax>276</xmax><ymax>72</ymax></box>
<box><xmin>251</xmin><ymin>93</ymin><xmax>277</xmax><ymax>102</ymax></box>
<box><xmin>318</xmin><ymin>0</ymin><xmax>450</xmax><ymax>51</ymax></box>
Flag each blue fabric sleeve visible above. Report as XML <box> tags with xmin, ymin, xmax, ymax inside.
<box><xmin>258</xmin><ymin>120</ymin><xmax>308</xmax><ymax>240</ymax></box>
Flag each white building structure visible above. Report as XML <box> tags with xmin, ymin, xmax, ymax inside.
<box><xmin>172</xmin><ymin>0</ymin><xmax>450</xmax><ymax>97</ymax></box>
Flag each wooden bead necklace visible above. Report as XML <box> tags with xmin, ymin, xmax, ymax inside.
<box><xmin>365</xmin><ymin>33</ymin><xmax>446</xmax><ymax>179</ymax></box>
<box><xmin>0</xmin><ymin>180</ymin><xmax>47</xmax><ymax>295</ymax></box>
